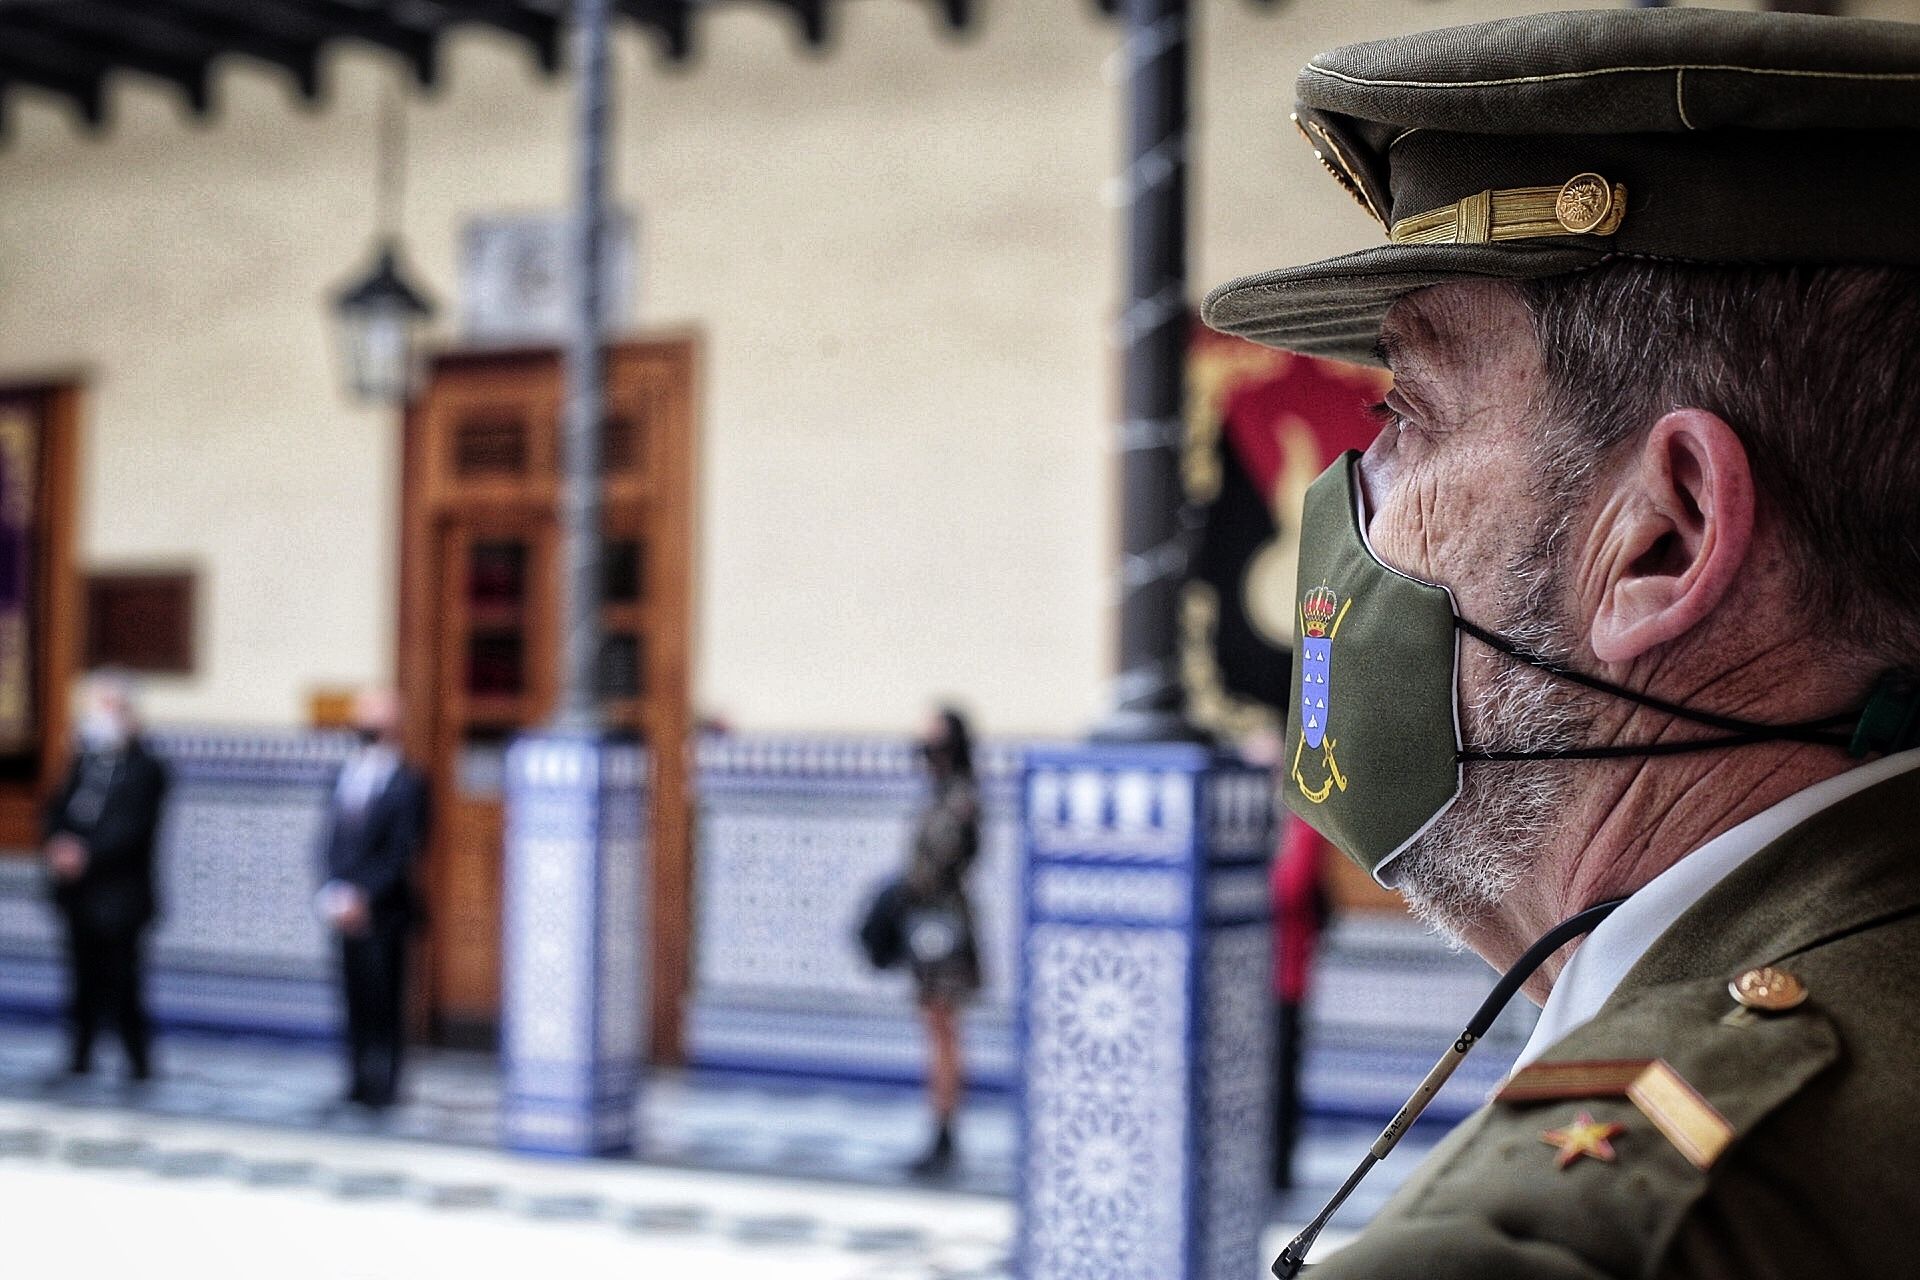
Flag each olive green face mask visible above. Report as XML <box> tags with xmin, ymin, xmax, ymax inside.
<box><xmin>1284</xmin><ymin>452</ymin><xmax>1463</xmax><ymax>885</ymax></box>
<box><xmin>1284</xmin><ymin>451</ymin><xmax>1916</xmax><ymax>886</ymax></box>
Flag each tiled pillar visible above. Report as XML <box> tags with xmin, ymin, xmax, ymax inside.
<box><xmin>499</xmin><ymin>731</ymin><xmax>647</xmax><ymax>1156</ymax></box>
<box><xmin>1018</xmin><ymin>743</ymin><xmax>1274</xmax><ymax>1280</ymax></box>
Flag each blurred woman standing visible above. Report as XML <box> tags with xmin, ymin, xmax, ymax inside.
<box><xmin>902</xmin><ymin>706</ymin><xmax>983</xmax><ymax>1178</ymax></box>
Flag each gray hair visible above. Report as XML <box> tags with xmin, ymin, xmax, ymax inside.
<box><xmin>1516</xmin><ymin>262</ymin><xmax>1920</xmax><ymax>662</ymax></box>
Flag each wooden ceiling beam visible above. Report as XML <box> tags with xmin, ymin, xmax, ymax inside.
<box><xmin>0</xmin><ymin>8</ymin><xmax>215</xmax><ymax>113</ymax></box>
<box><xmin>768</xmin><ymin>0</ymin><xmax>832</xmax><ymax>47</ymax></box>
<box><xmin>289</xmin><ymin>0</ymin><xmax>444</xmax><ymax>82</ymax></box>
<box><xmin>0</xmin><ymin>58</ymin><xmax>108</xmax><ymax>127</ymax></box>
<box><xmin>0</xmin><ymin>0</ymin><xmax>1010</xmax><ymax>128</ymax></box>
<box><xmin>152</xmin><ymin>0</ymin><xmax>440</xmax><ymax>86</ymax></box>
<box><xmin>10</xmin><ymin>1</ymin><xmax>234</xmax><ymax>63</ymax></box>
<box><xmin>414</xmin><ymin>0</ymin><xmax>566</xmax><ymax>74</ymax></box>
<box><xmin>615</xmin><ymin>0</ymin><xmax>696</xmax><ymax>62</ymax></box>
<box><xmin>85</xmin><ymin>0</ymin><xmax>326</xmax><ymax>99</ymax></box>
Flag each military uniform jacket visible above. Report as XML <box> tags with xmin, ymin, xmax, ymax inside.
<box><xmin>1312</xmin><ymin>767</ymin><xmax>1920</xmax><ymax>1280</ymax></box>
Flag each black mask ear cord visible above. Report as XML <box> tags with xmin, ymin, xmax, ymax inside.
<box><xmin>1271</xmin><ymin>898</ymin><xmax>1626</xmax><ymax>1279</ymax></box>
<box><xmin>1450</xmin><ymin>618</ymin><xmax>1920</xmax><ymax>763</ymax></box>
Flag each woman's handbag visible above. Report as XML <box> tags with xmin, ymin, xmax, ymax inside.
<box><xmin>856</xmin><ymin>877</ymin><xmax>911</xmax><ymax>970</ymax></box>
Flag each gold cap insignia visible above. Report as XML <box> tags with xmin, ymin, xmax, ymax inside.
<box><xmin>1553</xmin><ymin>173</ymin><xmax>1615</xmax><ymax>234</ymax></box>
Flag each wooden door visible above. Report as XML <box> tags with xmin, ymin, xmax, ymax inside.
<box><xmin>399</xmin><ymin>339</ymin><xmax>697</xmax><ymax>1058</ymax></box>
<box><xmin>426</xmin><ymin>514</ymin><xmax>558</xmax><ymax>1040</ymax></box>
<box><xmin>0</xmin><ymin>383</ymin><xmax>79</xmax><ymax>852</ymax></box>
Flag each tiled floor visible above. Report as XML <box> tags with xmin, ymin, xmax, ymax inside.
<box><xmin>0</xmin><ymin>1096</ymin><xmax>1018</xmax><ymax>1280</ymax></box>
<box><xmin>0</xmin><ymin>1023</ymin><xmax>1027</xmax><ymax>1192</ymax></box>
<box><xmin>0</xmin><ymin>1020</ymin><xmax>1447</xmax><ymax>1273</ymax></box>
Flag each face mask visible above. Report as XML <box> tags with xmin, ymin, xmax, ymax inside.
<box><xmin>1284</xmin><ymin>451</ymin><xmax>1920</xmax><ymax>885</ymax></box>
<box><xmin>79</xmin><ymin>709</ymin><xmax>127</xmax><ymax>752</ymax></box>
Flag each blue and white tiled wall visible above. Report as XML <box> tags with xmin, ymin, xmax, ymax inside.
<box><xmin>684</xmin><ymin>733</ymin><xmax>1026</xmax><ymax>1087</ymax></box>
<box><xmin>686</xmin><ymin>732</ymin><xmax>1535</xmax><ymax>1117</ymax></box>
<box><xmin>0</xmin><ymin>730</ymin><xmax>349</xmax><ymax>1036</ymax></box>
<box><xmin>0</xmin><ymin>727</ymin><xmax>1535</xmax><ymax>1122</ymax></box>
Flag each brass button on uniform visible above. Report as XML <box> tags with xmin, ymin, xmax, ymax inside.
<box><xmin>1730</xmin><ymin>966</ymin><xmax>1808</xmax><ymax>1012</ymax></box>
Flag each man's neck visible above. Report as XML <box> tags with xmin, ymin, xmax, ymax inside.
<box><xmin>1463</xmin><ymin>740</ymin><xmax>1856</xmax><ymax>995</ymax></box>
<box><xmin>1461</xmin><ymin>619</ymin><xmax>1878</xmax><ymax>990</ymax></box>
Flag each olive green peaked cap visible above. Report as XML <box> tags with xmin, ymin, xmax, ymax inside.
<box><xmin>1203</xmin><ymin>8</ymin><xmax>1920</xmax><ymax>364</ymax></box>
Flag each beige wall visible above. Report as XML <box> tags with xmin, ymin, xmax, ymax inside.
<box><xmin>0</xmin><ymin>0</ymin><xmax>1887</xmax><ymax>735</ymax></box>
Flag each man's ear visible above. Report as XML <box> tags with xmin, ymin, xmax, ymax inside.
<box><xmin>1588</xmin><ymin>410</ymin><xmax>1755</xmax><ymax>665</ymax></box>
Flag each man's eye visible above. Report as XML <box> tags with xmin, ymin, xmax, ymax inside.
<box><xmin>1366</xmin><ymin>401</ymin><xmax>1415</xmax><ymax>436</ymax></box>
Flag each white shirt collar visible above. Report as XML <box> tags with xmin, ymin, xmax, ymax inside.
<box><xmin>338</xmin><ymin>743</ymin><xmax>400</xmax><ymax>808</ymax></box>
<box><xmin>1513</xmin><ymin>747</ymin><xmax>1920</xmax><ymax>1070</ymax></box>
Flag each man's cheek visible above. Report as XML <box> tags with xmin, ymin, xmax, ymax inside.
<box><xmin>1357</xmin><ymin>455</ymin><xmax>1425</xmax><ymax>566</ymax></box>
<box><xmin>1366</xmin><ymin>497</ymin><xmax>1435</xmax><ymax>581</ymax></box>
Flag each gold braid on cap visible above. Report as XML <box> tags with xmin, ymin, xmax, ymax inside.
<box><xmin>1389</xmin><ymin>173</ymin><xmax>1626</xmax><ymax>246</ymax></box>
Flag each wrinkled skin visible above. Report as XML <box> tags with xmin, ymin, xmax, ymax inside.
<box><xmin>1354</xmin><ymin>282</ymin><xmax>1860</xmax><ymax>994</ymax></box>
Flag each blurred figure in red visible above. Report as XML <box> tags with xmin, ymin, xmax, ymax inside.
<box><xmin>1271</xmin><ymin>813</ymin><xmax>1331</xmax><ymax>1189</ymax></box>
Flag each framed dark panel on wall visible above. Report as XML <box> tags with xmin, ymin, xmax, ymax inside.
<box><xmin>85</xmin><ymin>571</ymin><xmax>196</xmax><ymax>674</ymax></box>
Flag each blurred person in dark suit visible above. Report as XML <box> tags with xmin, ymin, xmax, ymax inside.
<box><xmin>316</xmin><ymin>688</ymin><xmax>428</xmax><ymax>1112</ymax></box>
<box><xmin>42</xmin><ymin>670</ymin><xmax>169</xmax><ymax>1085</ymax></box>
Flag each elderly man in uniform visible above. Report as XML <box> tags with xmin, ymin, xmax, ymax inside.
<box><xmin>1205</xmin><ymin>8</ymin><xmax>1920</xmax><ymax>1278</ymax></box>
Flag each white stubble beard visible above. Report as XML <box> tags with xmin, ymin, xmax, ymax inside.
<box><xmin>1390</xmin><ymin>498</ymin><xmax>1595</xmax><ymax>945</ymax></box>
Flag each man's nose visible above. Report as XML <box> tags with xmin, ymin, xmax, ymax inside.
<box><xmin>1356</xmin><ymin>438</ymin><xmax>1393</xmax><ymax>527</ymax></box>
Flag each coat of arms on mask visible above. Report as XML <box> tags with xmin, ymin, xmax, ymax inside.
<box><xmin>1293</xmin><ymin>585</ymin><xmax>1351</xmax><ymax>803</ymax></box>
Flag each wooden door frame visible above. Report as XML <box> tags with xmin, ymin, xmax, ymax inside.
<box><xmin>396</xmin><ymin>334</ymin><xmax>700</xmax><ymax>1063</ymax></box>
<box><xmin>421</xmin><ymin>508</ymin><xmax>564</xmax><ymax>1045</ymax></box>
<box><xmin>623</xmin><ymin>334</ymin><xmax>699</xmax><ymax>1068</ymax></box>
<box><xmin>0</xmin><ymin>379</ymin><xmax>82</xmax><ymax>851</ymax></box>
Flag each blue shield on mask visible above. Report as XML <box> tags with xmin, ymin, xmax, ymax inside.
<box><xmin>1300</xmin><ymin>635</ymin><xmax>1332</xmax><ymax>749</ymax></box>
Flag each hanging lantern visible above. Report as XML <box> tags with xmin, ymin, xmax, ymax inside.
<box><xmin>330</xmin><ymin>76</ymin><xmax>434</xmax><ymax>406</ymax></box>
<box><xmin>331</xmin><ymin>240</ymin><xmax>435</xmax><ymax>404</ymax></box>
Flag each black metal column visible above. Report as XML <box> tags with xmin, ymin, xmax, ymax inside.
<box><xmin>1098</xmin><ymin>0</ymin><xmax>1197</xmax><ymax>742</ymax></box>
<box><xmin>500</xmin><ymin>0</ymin><xmax>643</xmax><ymax>1160</ymax></box>
<box><xmin>555</xmin><ymin>0</ymin><xmax>612</xmax><ymax>730</ymax></box>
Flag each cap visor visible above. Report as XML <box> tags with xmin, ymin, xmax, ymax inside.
<box><xmin>1202</xmin><ymin>242</ymin><xmax>1610</xmax><ymax>365</ymax></box>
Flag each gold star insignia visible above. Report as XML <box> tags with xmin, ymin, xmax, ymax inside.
<box><xmin>1541</xmin><ymin>1111</ymin><xmax>1625</xmax><ymax>1169</ymax></box>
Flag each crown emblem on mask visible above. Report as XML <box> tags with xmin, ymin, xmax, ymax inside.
<box><xmin>1301</xmin><ymin>585</ymin><xmax>1339</xmax><ymax>638</ymax></box>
